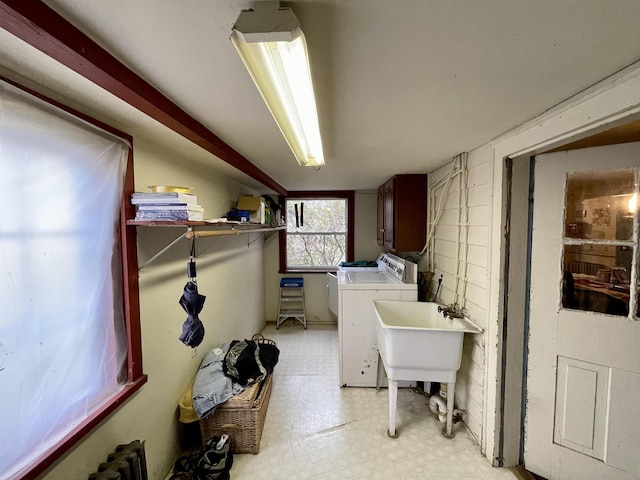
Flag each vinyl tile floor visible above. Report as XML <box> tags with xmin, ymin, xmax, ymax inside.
<box><xmin>227</xmin><ymin>323</ymin><xmax>517</xmax><ymax>480</ymax></box>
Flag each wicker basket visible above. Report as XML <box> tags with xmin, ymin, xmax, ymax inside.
<box><xmin>199</xmin><ymin>373</ymin><xmax>273</xmax><ymax>454</ymax></box>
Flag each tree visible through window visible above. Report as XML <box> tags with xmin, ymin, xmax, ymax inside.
<box><xmin>287</xmin><ymin>199</ymin><xmax>346</xmax><ymax>267</ymax></box>
<box><xmin>280</xmin><ymin>192</ymin><xmax>354</xmax><ymax>272</ymax></box>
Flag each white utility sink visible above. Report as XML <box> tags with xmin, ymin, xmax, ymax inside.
<box><xmin>372</xmin><ymin>300</ymin><xmax>482</xmax><ymax>438</ymax></box>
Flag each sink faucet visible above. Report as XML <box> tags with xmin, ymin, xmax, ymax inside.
<box><xmin>437</xmin><ymin>303</ymin><xmax>464</xmax><ymax>319</ymax></box>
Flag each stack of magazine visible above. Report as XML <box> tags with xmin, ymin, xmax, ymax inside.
<box><xmin>131</xmin><ymin>192</ymin><xmax>204</xmax><ymax>221</ymax></box>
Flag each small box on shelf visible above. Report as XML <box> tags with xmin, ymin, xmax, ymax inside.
<box><xmin>236</xmin><ymin>196</ymin><xmax>266</xmax><ymax>224</ymax></box>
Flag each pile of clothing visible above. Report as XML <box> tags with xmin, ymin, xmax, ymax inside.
<box><xmin>173</xmin><ymin>337</ymin><xmax>279</xmax><ymax>478</ymax></box>
<box><xmin>192</xmin><ymin>336</ymin><xmax>279</xmax><ymax>419</ymax></box>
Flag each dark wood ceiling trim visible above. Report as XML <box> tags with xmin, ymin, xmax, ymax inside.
<box><xmin>0</xmin><ymin>0</ymin><xmax>288</xmax><ymax>196</ymax></box>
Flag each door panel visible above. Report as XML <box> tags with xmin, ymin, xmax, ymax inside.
<box><xmin>607</xmin><ymin>368</ymin><xmax>640</xmax><ymax>474</ymax></box>
<box><xmin>553</xmin><ymin>356</ymin><xmax>608</xmax><ymax>459</ymax></box>
<box><xmin>526</xmin><ymin>143</ymin><xmax>640</xmax><ymax>480</ymax></box>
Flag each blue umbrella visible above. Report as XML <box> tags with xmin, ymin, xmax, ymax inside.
<box><xmin>178</xmin><ymin>280</ymin><xmax>206</xmax><ymax>347</ymax></box>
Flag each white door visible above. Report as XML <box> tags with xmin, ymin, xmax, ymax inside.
<box><xmin>526</xmin><ymin>143</ymin><xmax>640</xmax><ymax>479</ymax></box>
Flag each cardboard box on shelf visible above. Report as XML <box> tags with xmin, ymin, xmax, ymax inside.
<box><xmin>236</xmin><ymin>196</ymin><xmax>265</xmax><ymax>224</ymax></box>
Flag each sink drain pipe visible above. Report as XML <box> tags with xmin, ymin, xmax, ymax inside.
<box><xmin>428</xmin><ymin>383</ymin><xmax>465</xmax><ymax>425</ymax></box>
<box><xmin>429</xmin><ymin>395</ymin><xmax>448</xmax><ymax>423</ymax></box>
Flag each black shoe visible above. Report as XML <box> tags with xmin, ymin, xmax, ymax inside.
<box><xmin>168</xmin><ymin>473</ymin><xmax>191</xmax><ymax>480</ymax></box>
<box><xmin>194</xmin><ymin>435</ymin><xmax>233</xmax><ymax>480</ymax></box>
<box><xmin>173</xmin><ymin>451</ymin><xmax>200</xmax><ymax>474</ymax></box>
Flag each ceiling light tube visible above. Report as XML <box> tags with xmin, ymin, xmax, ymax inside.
<box><xmin>231</xmin><ymin>2</ymin><xmax>325</xmax><ymax>167</ymax></box>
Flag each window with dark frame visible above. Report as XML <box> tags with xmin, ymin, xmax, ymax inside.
<box><xmin>279</xmin><ymin>191</ymin><xmax>355</xmax><ymax>273</ymax></box>
<box><xmin>0</xmin><ymin>78</ymin><xmax>145</xmax><ymax>480</ymax></box>
<box><xmin>562</xmin><ymin>169</ymin><xmax>638</xmax><ymax>317</ymax></box>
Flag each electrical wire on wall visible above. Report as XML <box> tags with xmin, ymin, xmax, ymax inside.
<box><xmin>421</xmin><ymin>153</ymin><xmax>463</xmax><ymax>262</ymax></box>
<box><xmin>420</xmin><ymin>152</ymin><xmax>469</xmax><ymax>306</ymax></box>
<box><xmin>453</xmin><ymin>153</ymin><xmax>469</xmax><ymax>307</ymax></box>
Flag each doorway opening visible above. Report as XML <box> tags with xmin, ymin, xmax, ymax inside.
<box><xmin>498</xmin><ymin>119</ymin><xmax>640</xmax><ymax>474</ymax></box>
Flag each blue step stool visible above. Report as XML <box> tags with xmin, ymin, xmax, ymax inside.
<box><xmin>277</xmin><ymin>277</ymin><xmax>307</xmax><ymax>329</ymax></box>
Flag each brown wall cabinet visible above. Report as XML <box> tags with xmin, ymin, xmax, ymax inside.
<box><xmin>377</xmin><ymin>174</ymin><xmax>427</xmax><ymax>252</ymax></box>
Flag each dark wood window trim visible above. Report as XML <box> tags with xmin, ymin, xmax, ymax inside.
<box><xmin>279</xmin><ymin>191</ymin><xmax>355</xmax><ymax>273</ymax></box>
<box><xmin>2</xmin><ymin>76</ymin><xmax>147</xmax><ymax>480</ymax></box>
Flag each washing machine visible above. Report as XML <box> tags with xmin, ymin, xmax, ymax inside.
<box><xmin>326</xmin><ymin>253</ymin><xmax>384</xmax><ymax>318</ymax></box>
<box><xmin>331</xmin><ymin>253</ymin><xmax>418</xmax><ymax>387</ymax></box>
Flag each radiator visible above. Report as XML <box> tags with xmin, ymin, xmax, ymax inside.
<box><xmin>88</xmin><ymin>440</ymin><xmax>148</xmax><ymax>480</ymax></box>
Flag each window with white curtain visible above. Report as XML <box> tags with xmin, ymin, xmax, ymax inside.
<box><xmin>0</xmin><ymin>80</ymin><xmax>140</xmax><ymax>479</ymax></box>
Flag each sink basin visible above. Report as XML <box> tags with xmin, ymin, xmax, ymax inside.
<box><xmin>372</xmin><ymin>300</ymin><xmax>482</xmax><ymax>439</ymax></box>
<box><xmin>373</xmin><ymin>300</ymin><xmax>482</xmax><ymax>383</ymax></box>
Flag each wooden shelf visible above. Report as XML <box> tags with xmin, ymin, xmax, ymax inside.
<box><xmin>126</xmin><ymin>220</ymin><xmax>279</xmax><ymax>228</ymax></box>
<box><xmin>128</xmin><ymin>221</ymin><xmax>285</xmax><ymax>269</ymax></box>
<box><xmin>127</xmin><ymin>220</ymin><xmax>285</xmax><ymax>235</ymax></box>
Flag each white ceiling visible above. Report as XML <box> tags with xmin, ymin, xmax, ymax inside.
<box><xmin>3</xmin><ymin>0</ymin><xmax>640</xmax><ymax>193</ymax></box>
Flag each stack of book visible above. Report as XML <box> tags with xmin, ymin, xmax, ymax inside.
<box><xmin>131</xmin><ymin>192</ymin><xmax>204</xmax><ymax>221</ymax></box>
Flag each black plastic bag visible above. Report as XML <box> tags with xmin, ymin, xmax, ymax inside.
<box><xmin>222</xmin><ymin>338</ymin><xmax>279</xmax><ymax>386</ymax></box>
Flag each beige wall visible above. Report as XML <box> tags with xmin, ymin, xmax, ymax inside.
<box><xmin>354</xmin><ymin>191</ymin><xmax>384</xmax><ymax>262</ymax></box>
<box><xmin>263</xmin><ymin>191</ymin><xmax>382</xmax><ymax>325</ymax></box>
<box><xmin>42</xmin><ymin>139</ymin><xmax>268</xmax><ymax>480</ymax></box>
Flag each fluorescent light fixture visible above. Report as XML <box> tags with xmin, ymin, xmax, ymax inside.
<box><xmin>231</xmin><ymin>2</ymin><xmax>325</xmax><ymax>167</ymax></box>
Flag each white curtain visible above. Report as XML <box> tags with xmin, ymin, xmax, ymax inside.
<box><xmin>0</xmin><ymin>80</ymin><xmax>130</xmax><ymax>479</ymax></box>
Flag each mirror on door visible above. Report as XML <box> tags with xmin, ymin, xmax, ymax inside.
<box><xmin>562</xmin><ymin>169</ymin><xmax>637</xmax><ymax>316</ymax></box>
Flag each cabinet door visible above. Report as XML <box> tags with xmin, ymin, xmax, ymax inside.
<box><xmin>376</xmin><ymin>185</ymin><xmax>384</xmax><ymax>245</ymax></box>
<box><xmin>383</xmin><ymin>179</ymin><xmax>395</xmax><ymax>248</ymax></box>
<box><xmin>393</xmin><ymin>174</ymin><xmax>427</xmax><ymax>251</ymax></box>
<box><xmin>377</xmin><ymin>174</ymin><xmax>427</xmax><ymax>252</ymax></box>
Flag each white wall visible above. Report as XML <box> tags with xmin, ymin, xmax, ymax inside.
<box><xmin>421</xmin><ymin>147</ymin><xmax>492</xmax><ymax>447</ymax></box>
<box><xmin>420</xmin><ymin>63</ymin><xmax>640</xmax><ymax>464</ymax></box>
<box><xmin>481</xmin><ymin>62</ymin><xmax>640</xmax><ymax>464</ymax></box>
<box><xmin>263</xmin><ymin>190</ymin><xmax>381</xmax><ymax>325</ymax></box>
<box><xmin>42</xmin><ymin>139</ymin><xmax>268</xmax><ymax>479</ymax></box>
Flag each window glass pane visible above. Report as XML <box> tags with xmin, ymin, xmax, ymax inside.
<box><xmin>286</xmin><ymin>199</ymin><xmax>347</xmax><ymax>268</ymax></box>
<box><xmin>286</xmin><ymin>199</ymin><xmax>346</xmax><ymax>232</ymax></box>
<box><xmin>565</xmin><ymin>169</ymin><xmax>636</xmax><ymax>241</ymax></box>
<box><xmin>563</xmin><ymin>244</ymin><xmax>631</xmax><ymax>315</ymax></box>
<box><xmin>287</xmin><ymin>233</ymin><xmax>346</xmax><ymax>267</ymax></box>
